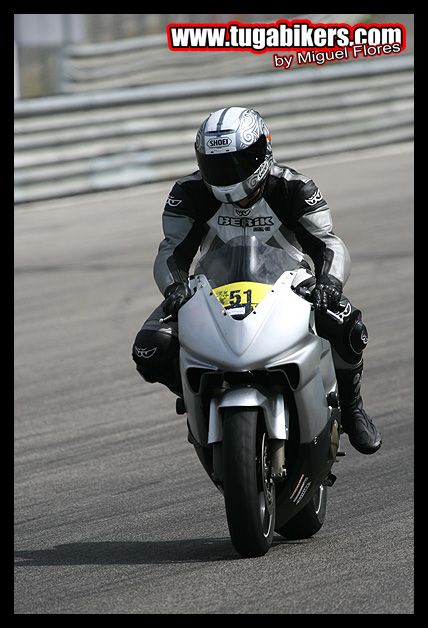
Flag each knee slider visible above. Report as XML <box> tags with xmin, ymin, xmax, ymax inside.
<box><xmin>349</xmin><ymin>317</ymin><xmax>369</xmax><ymax>355</ymax></box>
<box><xmin>320</xmin><ymin>305</ymin><xmax>366</xmax><ymax>365</ymax></box>
<box><xmin>132</xmin><ymin>328</ymin><xmax>179</xmax><ymax>387</ymax></box>
<box><xmin>133</xmin><ymin>329</ymin><xmax>179</xmax><ymax>367</ymax></box>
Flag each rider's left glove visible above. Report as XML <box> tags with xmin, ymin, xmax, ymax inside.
<box><xmin>312</xmin><ymin>275</ymin><xmax>343</xmax><ymax>313</ymax></box>
<box><xmin>163</xmin><ymin>281</ymin><xmax>192</xmax><ymax>320</ymax></box>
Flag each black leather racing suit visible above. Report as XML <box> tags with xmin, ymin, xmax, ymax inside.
<box><xmin>132</xmin><ymin>162</ymin><xmax>368</xmax><ymax>396</ymax></box>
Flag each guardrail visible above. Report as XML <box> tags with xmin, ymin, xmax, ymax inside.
<box><xmin>14</xmin><ymin>54</ymin><xmax>413</xmax><ymax>204</ymax></box>
<box><xmin>59</xmin><ymin>14</ymin><xmax>369</xmax><ymax>93</ymax></box>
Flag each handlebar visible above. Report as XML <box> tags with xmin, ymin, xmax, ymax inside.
<box><xmin>159</xmin><ymin>287</ymin><xmax>345</xmax><ymax>325</ymax></box>
<box><xmin>292</xmin><ymin>285</ymin><xmax>344</xmax><ymax>324</ymax></box>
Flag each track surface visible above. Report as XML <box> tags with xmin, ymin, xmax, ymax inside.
<box><xmin>14</xmin><ymin>147</ymin><xmax>414</xmax><ymax>614</ymax></box>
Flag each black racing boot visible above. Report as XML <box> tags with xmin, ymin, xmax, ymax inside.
<box><xmin>336</xmin><ymin>361</ymin><xmax>382</xmax><ymax>455</ymax></box>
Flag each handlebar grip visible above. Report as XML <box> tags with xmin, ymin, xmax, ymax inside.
<box><xmin>292</xmin><ymin>285</ymin><xmax>344</xmax><ymax>325</ymax></box>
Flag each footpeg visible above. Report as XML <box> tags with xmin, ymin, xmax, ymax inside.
<box><xmin>323</xmin><ymin>472</ymin><xmax>337</xmax><ymax>487</ymax></box>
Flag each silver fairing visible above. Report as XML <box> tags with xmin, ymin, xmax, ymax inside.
<box><xmin>179</xmin><ymin>269</ymin><xmax>337</xmax><ymax>447</ymax></box>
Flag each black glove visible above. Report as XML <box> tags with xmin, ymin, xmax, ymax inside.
<box><xmin>163</xmin><ymin>281</ymin><xmax>192</xmax><ymax>319</ymax></box>
<box><xmin>312</xmin><ymin>275</ymin><xmax>343</xmax><ymax>313</ymax></box>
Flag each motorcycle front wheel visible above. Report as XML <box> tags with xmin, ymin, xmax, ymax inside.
<box><xmin>222</xmin><ymin>408</ymin><xmax>275</xmax><ymax>558</ymax></box>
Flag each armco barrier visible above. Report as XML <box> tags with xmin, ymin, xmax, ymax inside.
<box><xmin>59</xmin><ymin>14</ymin><xmax>369</xmax><ymax>93</ymax></box>
<box><xmin>14</xmin><ymin>54</ymin><xmax>413</xmax><ymax>204</ymax></box>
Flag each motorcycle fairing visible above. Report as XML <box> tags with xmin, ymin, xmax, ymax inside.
<box><xmin>179</xmin><ymin>270</ymin><xmax>337</xmax><ymax>447</ymax></box>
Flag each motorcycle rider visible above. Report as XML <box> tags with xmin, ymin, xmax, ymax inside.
<box><xmin>132</xmin><ymin>107</ymin><xmax>382</xmax><ymax>455</ymax></box>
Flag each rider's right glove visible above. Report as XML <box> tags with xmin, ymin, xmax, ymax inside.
<box><xmin>163</xmin><ymin>281</ymin><xmax>192</xmax><ymax>320</ymax></box>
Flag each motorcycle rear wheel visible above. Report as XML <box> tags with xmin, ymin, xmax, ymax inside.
<box><xmin>223</xmin><ymin>408</ymin><xmax>275</xmax><ymax>557</ymax></box>
<box><xmin>275</xmin><ymin>484</ymin><xmax>327</xmax><ymax>540</ymax></box>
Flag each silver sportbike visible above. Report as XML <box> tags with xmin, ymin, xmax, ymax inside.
<box><xmin>175</xmin><ymin>235</ymin><xmax>343</xmax><ymax>557</ymax></box>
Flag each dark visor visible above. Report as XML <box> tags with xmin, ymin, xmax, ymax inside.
<box><xmin>196</xmin><ymin>134</ymin><xmax>267</xmax><ymax>186</ymax></box>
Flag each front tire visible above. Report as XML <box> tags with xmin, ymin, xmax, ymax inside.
<box><xmin>223</xmin><ymin>408</ymin><xmax>275</xmax><ymax>557</ymax></box>
<box><xmin>275</xmin><ymin>484</ymin><xmax>327</xmax><ymax>539</ymax></box>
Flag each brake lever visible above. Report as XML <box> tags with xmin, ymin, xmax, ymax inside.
<box><xmin>159</xmin><ymin>314</ymin><xmax>173</xmax><ymax>324</ymax></box>
<box><xmin>292</xmin><ymin>286</ymin><xmax>344</xmax><ymax>325</ymax></box>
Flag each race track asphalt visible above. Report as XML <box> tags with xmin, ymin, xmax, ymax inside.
<box><xmin>14</xmin><ymin>145</ymin><xmax>414</xmax><ymax>614</ymax></box>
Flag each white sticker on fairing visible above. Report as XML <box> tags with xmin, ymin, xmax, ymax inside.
<box><xmin>290</xmin><ymin>474</ymin><xmax>312</xmax><ymax>504</ymax></box>
<box><xmin>226</xmin><ymin>306</ymin><xmax>246</xmax><ymax>316</ymax></box>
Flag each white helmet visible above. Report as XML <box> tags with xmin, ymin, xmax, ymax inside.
<box><xmin>195</xmin><ymin>107</ymin><xmax>273</xmax><ymax>203</ymax></box>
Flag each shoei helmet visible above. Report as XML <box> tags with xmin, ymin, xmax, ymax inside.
<box><xmin>195</xmin><ymin>107</ymin><xmax>273</xmax><ymax>203</ymax></box>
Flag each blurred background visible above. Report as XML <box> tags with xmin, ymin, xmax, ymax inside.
<box><xmin>14</xmin><ymin>13</ymin><xmax>414</xmax><ymax>204</ymax></box>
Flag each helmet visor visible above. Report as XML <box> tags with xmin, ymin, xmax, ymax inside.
<box><xmin>196</xmin><ymin>134</ymin><xmax>267</xmax><ymax>186</ymax></box>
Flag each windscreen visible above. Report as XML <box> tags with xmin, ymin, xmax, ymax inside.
<box><xmin>194</xmin><ymin>236</ymin><xmax>301</xmax><ymax>318</ymax></box>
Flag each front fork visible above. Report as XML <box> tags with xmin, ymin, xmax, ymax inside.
<box><xmin>208</xmin><ymin>387</ymin><xmax>289</xmax><ymax>485</ymax></box>
<box><xmin>269</xmin><ymin>439</ymin><xmax>287</xmax><ymax>482</ymax></box>
<box><xmin>211</xmin><ymin>427</ymin><xmax>286</xmax><ymax>487</ymax></box>
<box><xmin>198</xmin><ymin>388</ymin><xmax>343</xmax><ymax>488</ymax></box>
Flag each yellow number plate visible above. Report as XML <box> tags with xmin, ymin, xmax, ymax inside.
<box><xmin>213</xmin><ymin>281</ymin><xmax>272</xmax><ymax>312</ymax></box>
